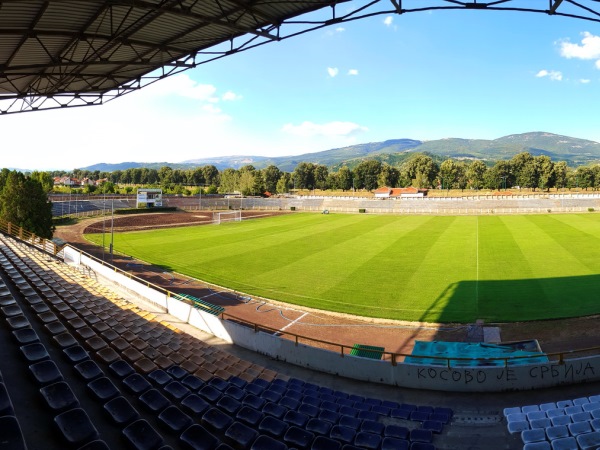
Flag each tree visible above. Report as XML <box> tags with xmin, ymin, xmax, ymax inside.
<box><xmin>314</xmin><ymin>165</ymin><xmax>329</xmax><ymax>190</ymax></box>
<box><xmin>293</xmin><ymin>162</ymin><xmax>315</xmax><ymax>190</ymax></box>
<box><xmin>401</xmin><ymin>154</ymin><xmax>438</xmax><ymax>188</ymax></box>
<box><xmin>439</xmin><ymin>159</ymin><xmax>459</xmax><ymax>190</ymax></box>
<box><xmin>377</xmin><ymin>163</ymin><xmax>399</xmax><ymax>188</ymax></box>
<box><xmin>262</xmin><ymin>165</ymin><xmax>282</xmax><ymax>193</ymax></box>
<box><xmin>336</xmin><ymin>166</ymin><xmax>353</xmax><ymax>191</ymax></box>
<box><xmin>202</xmin><ymin>165</ymin><xmax>219</xmax><ymax>187</ymax></box>
<box><xmin>354</xmin><ymin>160</ymin><xmax>382</xmax><ymax>190</ymax></box>
<box><xmin>219</xmin><ymin>168</ymin><xmax>239</xmax><ymax>194</ymax></box>
<box><xmin>0</xmin><ymin>171</ymin><xmax>54</xmax><ymax>239</ymax></box>
<box><xmin>238</xmin><ymin>170</ymin><xmax>255</xmax><ymax>196</ymax></box>
<box><xmin>276</xmin><ymin>173</ymin><xmax>291</xmax><ymax>194</ymax></box>
<box><xmin>158</xmin><ymin>166</ymin><xmax>173</xmax><ymax>187</ymax></box>
<box><xmin>554</xmin><ymin>161</ymin><xmax>568</xmax><ymax>190</ymax></box>
<box><xmin>466</xmin><ymin>160</ymin><xmax>487</xmax><ymax>190</ymax></box>
<box><xmin>485</xmin><ymin>160</ymin><xmax>513</xmax><ymax>190</ymax></box>
<box><xmin>30</xmin><ymin>171</ymin><xmax>55</xmax><ymax>192</ymax></box>
<box><xmin>535</xmin><ymin>155</ymin><xmax>555</xmax><ymax>191</ymax></box>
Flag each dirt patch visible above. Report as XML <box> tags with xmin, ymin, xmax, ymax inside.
<box><xmin>53</xmin><ymin>211</ymin><xmax>600</xmax><ymax>355</ymax></box>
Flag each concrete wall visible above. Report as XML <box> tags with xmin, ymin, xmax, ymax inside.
<box><xmin>63</xmin><ymin>245</ymin><xmax>600</xmax><ymax>393</ymax></box>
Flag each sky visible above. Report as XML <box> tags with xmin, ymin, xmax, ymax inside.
<box><xmin>3</xmin><ymin>5</ymin><xmax>600</xmax><ymax>171</ymax></box>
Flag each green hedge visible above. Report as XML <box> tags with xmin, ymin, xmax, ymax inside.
<box><xmin>359</xmin><ymin>208</ymin><xmax>366</xmax><ymax>213</ymax></box>
<box><xmin>290</xmin><ymin>206</ymin><xmax>296</xmax><ymax>211</ymax></box>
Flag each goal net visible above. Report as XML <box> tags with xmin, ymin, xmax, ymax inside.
<box><xmin>213</xmin><ymin>210</ymin><xmax>242</xmax><ymax>224</ymax></box>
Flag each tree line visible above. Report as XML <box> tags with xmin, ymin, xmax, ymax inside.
<box><xmin>52</xmin><ymin>152</ymin><xmax>600</xmax><ymax>196</ymax></box>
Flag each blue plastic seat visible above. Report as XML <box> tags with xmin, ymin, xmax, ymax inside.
<box><xmin>224</xmin><ymin>421</ymin><xmax>259</xmax><ymax>449</ymax></box>
<box><xmin>40</xmin><ymin>381</ymin><xmax>79</xmax><ymax>412</ymax></box>
<box><xmin>330</xmin><ymin>425</ymin><xmax>356</xmax><ymax>444</ymax></box>
<box><xmin>263</xmin><ymin>402</ymin><xmax>287</xmax><ymax>419</ymax></box>
<box><xmin>164</xmin><ymin>381</ymin><xmax>191</xmax><ymax>401</ymax></box>
<box><xmin>354</xmin><ymin>431</ymin><xmax>382</xmax><ymax>449</ymax></box>
<box><xmin>122</xmin><ymin>419</ymin><xmax>165</xmax><ymax>450</ymax></box>
<box><xmin>104</xmin><ymin>396</ymin><xmax>140</xmax><ymax>425</ymax></box>
<box><xmin>179</xmin><ymin>424</ymin><xmax>220</xmax><ymax>450</ymax></box>
<box><xmin>123</xmin><ymin>373</ymin><xmax>152</xmax><ymax>395</ymax></box>
<box><xmin>243</xmin><ymin>394</ymin><xmax>266</xmax><ymax>410</ymax></box>
<box><xmin>199</xmin><ymin>385</ymin><xmax>222</xmax><ymax>403</ymax></box>
<box><xmin>250</xmin><ymin>434</ymin><xmax>288</xmax><ymax>450</ymax></box>
<box><xmin>0</xmin><ymin>416</ymin><xmax>26</xmax><ymax>449</ymax></box>
<box><xmin>20</xmin><ymin>342</ymin><xmax>49</xmax><ymax>363</ymax></box>
<box><xmin>109</xmin><ymin>360</ymin><xmax>136</xmax><ymax>379</ymax></box>
<box><xmin>87</xmin><ymin>377</ymin><xmax>120</xmax><ymax>402</ymax></box>
<box><xmin>258</xmin><ymin>415</ymin><xmax>289</xmax><ymax>438</ymax></box>
<box><xmin>181</xmin><ymin>394</ymin><xmax>210</xmax><ymax>416</ymax></box>
<box><xmin>182</xmin><ymin>375</ymin><xmax>204</xmax><ymax>391</ymax></box>
<box><xmin>139</xmin><ymin>388</ymin><xmax>171</xmax><ymax>413</ymax></box>
<box><xmin>306</xmin><ymin>418</ymin><xmax>333</xmax><ymax>436</ymax></box>
<box><xmin>74</xmin><ymin>360</ymin><xmax>103</xmax><ymax>381</ymax></box>
<box><xmin>236</xmin><ymin>405</ymin><xmax>264</xmax><ymax>427</ymax></box>
<box><xmin>158</xmin><ymin>405</ymin><xmax>193</xmax><ymax>434</ymax></box>
<box><xmin>54</xmin><ymin>407</ymin><xmax>99</xmax><ymax>446</ymax></box>
<box><xmin>202</xmin><ymin>407</ymin><xmax>234</xmax><ymax>433</ymax></box>
<box><xmin>166</xmin><ymin>365</ymin><xmax>187</xmax><ymax>380</ymax></box>
<box><xmin>382</xmin><ymin>437</ymin><xmax>409</xmax><ymax>450</ymax></box>
<box><xmin>217</xmin><ymin>395</ymin><xmax>241</xmax><ymax>415</ymax></box>
<box><xmin>311</xmin><ymin>435</ymin><xmax>341</xmax><ymax>450</ymax></box>
<box><xmin>148</xmin><ymin>369</ymin><xmax>173</xmax><ymax>387</ymax></box>
<box><xmin>284</xmin><ymin>425</ymin><xmax>315</xmax><ymax>449</ymax></box>
<box><xmin>28</xmin><ymin>360</ymin><xmax>63</xmax><ymax>386</ymax></box>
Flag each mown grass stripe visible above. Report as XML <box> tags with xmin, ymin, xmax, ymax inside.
<box><xmin>86</xmin><ymin>212</ymin><xmax>600</xmax><ymax>323</ymax></box>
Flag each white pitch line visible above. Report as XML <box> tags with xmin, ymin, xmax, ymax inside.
<box><xmin>279</xmin><ymin>312</ymin><xmax>308</xmax><ymax>332</ymax></box>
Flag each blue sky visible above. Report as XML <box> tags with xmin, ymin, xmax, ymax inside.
<box><xmin>3</xmin><ymin>6</ymin><xmax>600</xmax><ymax>170</ymax></box>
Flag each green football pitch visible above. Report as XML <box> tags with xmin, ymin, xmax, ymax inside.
<box><xmin>87</xmin><ymin>213</ymin><xmax>600</xmax><ymax>323</ymax></box>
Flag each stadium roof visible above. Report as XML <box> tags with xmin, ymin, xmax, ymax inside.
<box><xmin>0</xmin><ymin>0</ymin><xmax>598</xmax><ymax>114</ymax></box>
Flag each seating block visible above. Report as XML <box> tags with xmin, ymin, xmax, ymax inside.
<box><xmin>139</xmin><ymin>389</ymin><xmax>171</xmax><ymax>413</ymax></box>
<box><xmin>283</xmin><ymin>425</ymin><xmax>314</xmax><ymax>449</ymax></box>
<box><xmin>181</xmin><ymin>394</ymin><xmax>210</xmax><ymax>416</ymax></box>
<box><xmin>202</xmin><ymin>407</ymin><xmax>234</xmax><ymax>433</ymax></box>
<box><xmin>123</xmin><ymin>373</ymin><xmax>152</xmax><ymax>395</ymax></box>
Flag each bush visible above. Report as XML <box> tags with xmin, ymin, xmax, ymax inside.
<box><xmin>547</xmin><ymin>209</ymin><xmax>551</xmax><ymax>213</ymax></box>
<box><xmin>290</xmin><ymin>206</ymin><xmax>296</xmax><ymax>211</ymax></box>
<box><xmin>359</xmin><ymin>208</ymin><xmax>366</xmax><ymax>213</ymax></box>
<box><xmin>589</xmin><ymin>208</ymin><xmax>595</xmax><ymax>212</ymax></box>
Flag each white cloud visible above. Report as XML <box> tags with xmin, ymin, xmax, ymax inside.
<box><xmin>383</xmin><ymin>16</ymin><xmax>394</xmax><ymax>27</ymax></box>
<box><xmin>580</xmin><ymin>79</ymin><xmax>591</xmax><ymax>84</ymax></box>
<box><xmin>281</xmin><ymin>121</ymin><xmax>368</xmax><ymax>138</ymax></box>
<box><xmin>335</xmin><ymin>27</ymin><xmax>345</xmax><ymax>33</ymax></box>
<box><xmin>327</xmin><ymin>67</ymin><xmax>339</xmax><ymax>77</ymax></box>
<box><xmin>559</xmin><ymin>32</ymin><xmax>600</xmax><ymax>60</ymax></box>
<box><xmin>144</xmin><ymin>73</ymin><xmax>218</xmax><ymax>101</ymax></box>
<box><xmin>536</xmin><ymin>69</ymin><xmax>563</xmax><ymax>81</ymax></box>
<box><xmin>596</xmin><ymin>60</ymin><xmax>600</xmax><ymax>70</ymax></box>
<box><xmin>348</xmin><ymin>69</ymin><xmax>359</xmax><ymax>76</ymax></box>
<box><xmin>222</xmin><ymin>91</ymin><xmax>242</xmax><ymax>101</ymax></box>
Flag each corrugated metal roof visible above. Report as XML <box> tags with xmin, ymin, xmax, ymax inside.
<box><xmin>0</xmin><ymin>0</ymin><xmax>597</xmax><ymax>113</ymax></box>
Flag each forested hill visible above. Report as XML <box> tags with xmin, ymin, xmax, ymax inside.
<box><xmin>83</xmin><ymin>132</ymin><xmax>600</xmax><ymax>172</ymax></box>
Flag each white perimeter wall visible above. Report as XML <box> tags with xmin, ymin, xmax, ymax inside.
<box><xmin>64</xmin><ymin>245</ymin><xmax>600</xmax><ymax>392</ymax></box>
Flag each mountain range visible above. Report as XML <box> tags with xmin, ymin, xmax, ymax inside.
<box><xmin>82</xmin><ymin>132</ymin><xmax>600</xmax><ymax>172</ymax></box>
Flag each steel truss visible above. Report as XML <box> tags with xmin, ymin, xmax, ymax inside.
<box><xmin>0</xmin><ymin>0</ymin><xmax>598</xmax><ymax>114</ymax></box>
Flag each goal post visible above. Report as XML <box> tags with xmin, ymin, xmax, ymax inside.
<box><xmin>213</xmin><ymin>210</ymin><xmax>242</xmax><ymax>225</ymax></box>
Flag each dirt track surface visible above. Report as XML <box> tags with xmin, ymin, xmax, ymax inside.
<box><xmin>54</xmin><ymin>211</ymin><xmax>600</xmax><ymax>356</ymax></box>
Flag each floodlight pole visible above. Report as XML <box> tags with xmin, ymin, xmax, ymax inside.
<box><xmin>110</xmin><ymin>198</ymin><xmax>114</xmax><ymax>263</ymax></box>
<box><xmin>102</xmin><ymin>186</ymin><xmax>106</xmax><ymax>261</ymax></box>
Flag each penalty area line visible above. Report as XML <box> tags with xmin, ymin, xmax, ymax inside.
<box><xmin>278</xmin><ymin>312</ymin><xmax>309</xmax><ymax>333</ymax></box>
